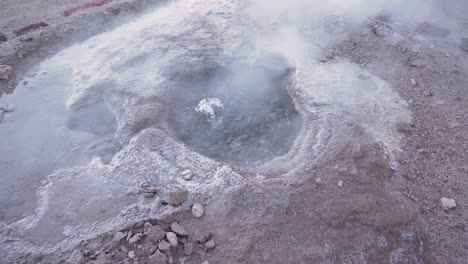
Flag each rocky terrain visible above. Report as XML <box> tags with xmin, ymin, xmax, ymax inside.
<box><xmin>1</xmin><ymin>1</ymin><xmax>468</xmax><ymax>264</ymax></box>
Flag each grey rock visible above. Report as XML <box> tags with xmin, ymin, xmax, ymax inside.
<box><xmin>0</xmin><ymin>65</ymin><xmax>13</xmax><ymax>80</ymax></box>
<box><xmin>128</xmin><ymin>233</ymin><xmax>143</xmax><ymax>244</ymax></box>
<box><xmin>141</xmin><ymin>186</ymin><xmax>157</xmax><ymax>198</ymax></box>
<box><xmin>205</xmin><ymin>240</ymin><xmax>216</xmax><ymax>251</ymax></box>
<box><xmin>146</xmin><ymin>225</ymin><xmax>166</xmax><ymax>242</ymax></box>
<box><xmin>158</xmin><ymin>240</ymin><xmax>171</xmax><ymax>251</ymax></box>
<box><xmin>171</xmin><ymin>222</ymin><xmax>188</xmax><ymax>236</ymax></box>
<box><xmin>166</xmin><ymin>232</ymin><xmax>178</xmax><ymax>247</ymax></box>
<box><xmin>441</xmin><ymin>197</ymin><xmax>456</xmax><ymax>210</ymax></box>
<box><xmin>113</xmin><ymin>231</ymin><xmax>126</xmax><ymax>242</ymax></box>
<box><xmin>149</xmin><ymin>250</ymin><xmax>168</xmax><ymax>264</ymax></box>
<box><xmin>164</xmin><ymin>190</ymin><xmax>188</xmax><ymax>206</ymax></box>
<box><xmin>410</xmin><ymin>79</ymin><xmax>418</xmax><ymax>87</ymax></box>
<box><xmin>192</xmin><ymin>203</ymin><xmax>204</xmax><ymax>218</ymax></box>
<box><xmin>181</xmin><ymin>169</ymin><xmax>193</xmax><ymax>180</ymax></box>
<box><xmin>195</xmin><ymin>232</ymin><xmax>211</xmax><ymax>243</ymax></box>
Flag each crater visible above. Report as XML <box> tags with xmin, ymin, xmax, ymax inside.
<box><xmin>168</xmin><ymin>55</ymin><xmax>302</xmax><ymax>166</ymax></box>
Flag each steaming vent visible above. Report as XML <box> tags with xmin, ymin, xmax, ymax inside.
<box><xmin>168</xmin><ymin>55</ymin><xmax>302</xmax><ymax>166</ymax></box>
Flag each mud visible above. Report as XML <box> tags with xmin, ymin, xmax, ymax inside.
<box><xmin>0</xmin><ymin>0</ymin><xmax>468</xmax><ymax>264</ymax></box>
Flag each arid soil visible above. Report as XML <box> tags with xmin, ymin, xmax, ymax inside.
<box><xmin>1</xmin><ymin>1</ymin><xmax>468</xmax><ymax>264</ymax></box>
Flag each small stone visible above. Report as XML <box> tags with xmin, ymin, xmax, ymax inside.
<box><xmin>0</xmin><ymin>65</ymin><xmax>13</xmax><ymax>80</ymax></box>
<box><xmin>181</xmin><ymin>170</ymin><xmax>193</xmax><ymax>180</ymax></box>
<box><xmin>410</xmin><ymin>79</ymin><xmax>417</xmax><ymax>87</ymax></box>
<box><xmin>126</xmin><ymin>230</ymin><xmax>133</xmax><ymax>241</ymax></box>
<box><xmin>205</xmin><ymin>240</ymin><xmax>216</xmax><ymax>251</ymax></box>
<box><xmin>0</xmin><ymin>32</ymin><xmax>7</xmax><ymax>42</ymax></box>
<box><xmin>128</xmin><ymin>251</ymin><xmax>136</xmax><ymax>259</ymax></box>
<box><xmin>195</xmin><ymin>232</ymin><xmax>211</xmax><ymax>243</ymax></box>
<box><xmin>144</xmin><ymin>222</ymin><xmax>153</xmax><ymax>233</ymax></box>
<box><xmin>315</xmin><ymin>177</ymin><xmax>322</xmax><ymax>185</ymax></box>
<box><xmin>120</xmin><ymin>245</ymin><xmax>129</xmax><ymax>253</ymax></box>
<box><xmin>441</xmin><ymin>197</ymin><xmax>456</xmax><ymax>210</ymax></box>
<box><xmin>1</xmin><ymin>104</ymin><xmax>16</xmax><ymax>113</ymax></box>
<box><xmin>422</xmin><ymin>91</ymin><xmax>433</xmax><ymax>97</ymax></box>
<box><xmin>166</xmin><ymin>232</ymin><xmax>178</xmax><ymax>247</ymax></box>
<box><xmin>128</xmin><ymin>233</ymin><xmax>143</xmax><ymax>244</ymax></box>
<box><xmin>192</xmin><ymin>203</ymin><xmax>204</xmax><ymax>218</ymax></box>
<box><xmin>146</xmin><ymin>225</ymin><xmax>166</xmax><ymax>242</ymax></box>
<box><xmin>165</xmin><ymin>190</ymin><xmax>188</xmax><ymax>206</ymax></box>
<box><xmin>202</xmin><ymin>261</ymin><xmax>210</xmax><ymax>264</ymax></box>
<box><xmin>461</xmin><ymin>37</ymin><xmax>468</xmax><ymax>53</ymax></box>
<box><xmin>141</xmin><ymin>186</ymin><xmax>157</xmax><ymax>198</ymax></box>
<box><xmin>113</xmin><ymin>231</ymin><xmax>126</xmax><ymax>242</ymax></box>
<box><xmin>171</xmin><ymin>222</ymin><xmax>188</xmax><ymax>236</ymax></box>
<box><xmin>337</xmin><ymin>180</ymin><xmax>344</xmax><ymax>187</ymax></box>
<box><xmin>149</xmin><ymin>250</ymin><xmax>168</xmax><ymax>264</ymax></box>
<box><xmin>158</xmin><ymin>240</ymin><xmax>171</xmax><ymax>251</ymax></box>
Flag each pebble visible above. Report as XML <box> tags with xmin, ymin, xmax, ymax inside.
<box><xmin>128</xmin><ymin>233</ymin><xmax>143</xmax><ymax>244</ymax></box>
<box><xmin>112</xmin><ymin>231</ymin><xmax>126</xmax><ymax>242</ymax></box>
<box><xmin>195</xmin><ymin>232</ymin><xmax>211</xmax><ymax>243</ymax></box>
<box><xmin>461</xmin><ymin>37</ymin><xmax>468</xmax><ymax>53</ymax></box>
<box><xmin>410</xmin><ymin>79</ymin><xmax>418</xmax><ymax>87</ymax></box>
<box><xmin>141</xmin><ymin>186</ymin><xmax>157</xmax><ymax>198</ymax></box>
<box><xmin>158</xmin><ymin>240</ymin><xmax>171</xmax><ymax>251</ymax></box>
<box><xmin>146</xmin><ymin>225</ymin><xmax>166</xmax><ymax>242</ymax></box>
<box><xmin>205</xmin><ymin>240</ymin><xmax>216</xmax><ymax>251</ymax></box>
<box><xmin>1</xmin><ymin>104</ymin><xmax>16</xmax><ymax>113</ymax></box>
<box><xmin>337</xmin><ymin>181</ymin><xmax>344</xmax><ymax>187</ymax></box>
<box><xmin>181</xmin><ymin>169</ymin><xmax>193</xmax><ymax>180</ymax></box>
<box><xmin>192</xmin><ymin>203</ymin><xmax>204</xmax><ymax>218</ymax></box>
<box><xmin>0</xmin><ymin>65</ymin><xmax>13</xmax><ymax>80</ymax></box>
<box><xmin>165</xmin><ymin>190</ymin><xmax>188</xmax><ymax>206</ymax></box>
<box><xmin>315</xmin><ymin>177</ymin><xmax>322</xmax><ymax>185</ymax></box>
<box><xmin>171</xmin><ymin>222</ymin><xmax>188</xmax><ymax>236</ymax></box>
<box><xmin>149</xmin><ymin>250</ymin><xmax>168</xmax><ymax>264</ymax></box>
<box><xmin>422</xmin><ymin>91</ymin><xmax>433</xmax><ymax>97</ymax></box>
<box><xmin>440</xmin><ymin>197</ymin><xmax>457</xmax><ymax>210</ymax></box>
<box><xmin>0</xmin><ymin>32</ymin><xmax>6</xmax><ymax>42</ymax></box>
<box><xmin>166</xmin><ymin>232</ymin><xmax>178</xmax><ymax>247</ymax></box>
<box><xmin>128</xmin><ymin>251</ymin><xmax>136</xmax><ymax>259</ymax></box>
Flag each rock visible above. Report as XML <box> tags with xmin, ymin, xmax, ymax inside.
<box><xmin>195</xmin><ymin>232</ymin><xmax>211</xmax><ymax>243</ymax></box>
<box><xmin>441</xmin><ymin>197</ymin><xmax>457</xmax><ymax>210</ymax></box>
<box><xmin>181</xmin><ymin>170</ymin><xmax>193</xmax><ymax>180</ymax></box>
<box><xmin>205</xmin><ymin>240</ymin><xmax>216</xmax><ymax>251</ymax></box>
<box><xmin>410</xmin><ymin>79</ymin><xmax>418</xmax><ymax>87</ymax></box>
<box><xmin>120</xmin><ymin>245</ymin><xmax>129</xmax><ymax>253</ymax></box>
<box><xmin>0</xmin><ymin>65</ymin><xmax>13</xmax><ymax>80</ymax></box>
<box><xmin>13</xmin><ymin>22</ymin><xmax>49</xmax><ymax>36</ymax></box>
<box><xmin>126</xmin><ymin>230</ymin><xmax>133</xmax><ymax>241</ymax></box>
<box><xmin>461</xmin><ymin>38</ymin><xmax>468</xmax><ymax>53</ymax></box>
<box><xmin>422</xmin><ymin>90</ymin><xmax>433</xmax><ymax>97</ymax></box>
<box><xmin>146</xmin><ymin>225</ymin><xmax>166</xmax><ymax>242</ymax></box>
<box><xmin>141</xmin><ymin>186</ymin><xmax>157</xmax><ymax>198</ymax></box>
<box><xmin>171</xmin><ymin>222</ymin><xmax>188</xmax><ymax>236</ymax></box>
<box><xmin>1</xmin><ymin>104</ymin><xmax>16</xmax><ymax>113</ymax></box>
<box><xmin>0</xmin><ymin>32</ymin><xmax>7</xmax><ymax>42</ymax></box>
<box><xmin>158</xmin><ymin>240</ymin><xmax>171</xmax><ymax>251</ymax></box>
<box><xmin>166</xmin><ymin>232</ymin><xmax>178</xmax><ymax>247</ymax></box>
<box><xmin>141</xmin><ymin>244</ymin><xmax>157</xmax><ymax>256</ymax></box>
<box><xmin>149</xmin><ymin>250</ymin><xmax>168</xmax><ymax>264</ymax></box>
<box><xmin>144</xmin><ymin>222</ymin><xmax>153</xmax><ymax>233</ymax></box>
<box><xmin>164</xmin><ymin>190</ymin><xmax>188</xmax><ymax>206</ymax></box>
<box><xmin>128</xmin><ymin>251</ymin><xmax>136</xmax><ymax>259</ymax></box>
<box><xmin>192</xmin><ymin>203</ymin><xmax>204</xmax><ymax>218</ymax></box>
<box><xmin>337</xmin><ymin>180</ymin><xmax>344</xmax><ymax>187</ymax></box>
<box><xmin>315</xmin><ymin>177</ymin><xmax>322</xmax><ymax>185</ymax></box>
<box><xmin>128</xmin><ymin>233</ymin><xmax>143</xmax><ymax>244</ymax></box>
<box><xmin>113</xmin><ymin>231</ymin><xmax>126</xmax><ymax>242</ymax></box>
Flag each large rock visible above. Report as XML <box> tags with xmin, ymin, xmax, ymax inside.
<box><xmin>0</xmin><ymin>65</ymin><xmax>13</xmax><ymax>80</ymax></box>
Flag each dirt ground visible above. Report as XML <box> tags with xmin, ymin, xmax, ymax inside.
<box><xmin>1</xmin><ymin>1</ymin><xmax>468</xmax><ymax>264</ymax></box>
